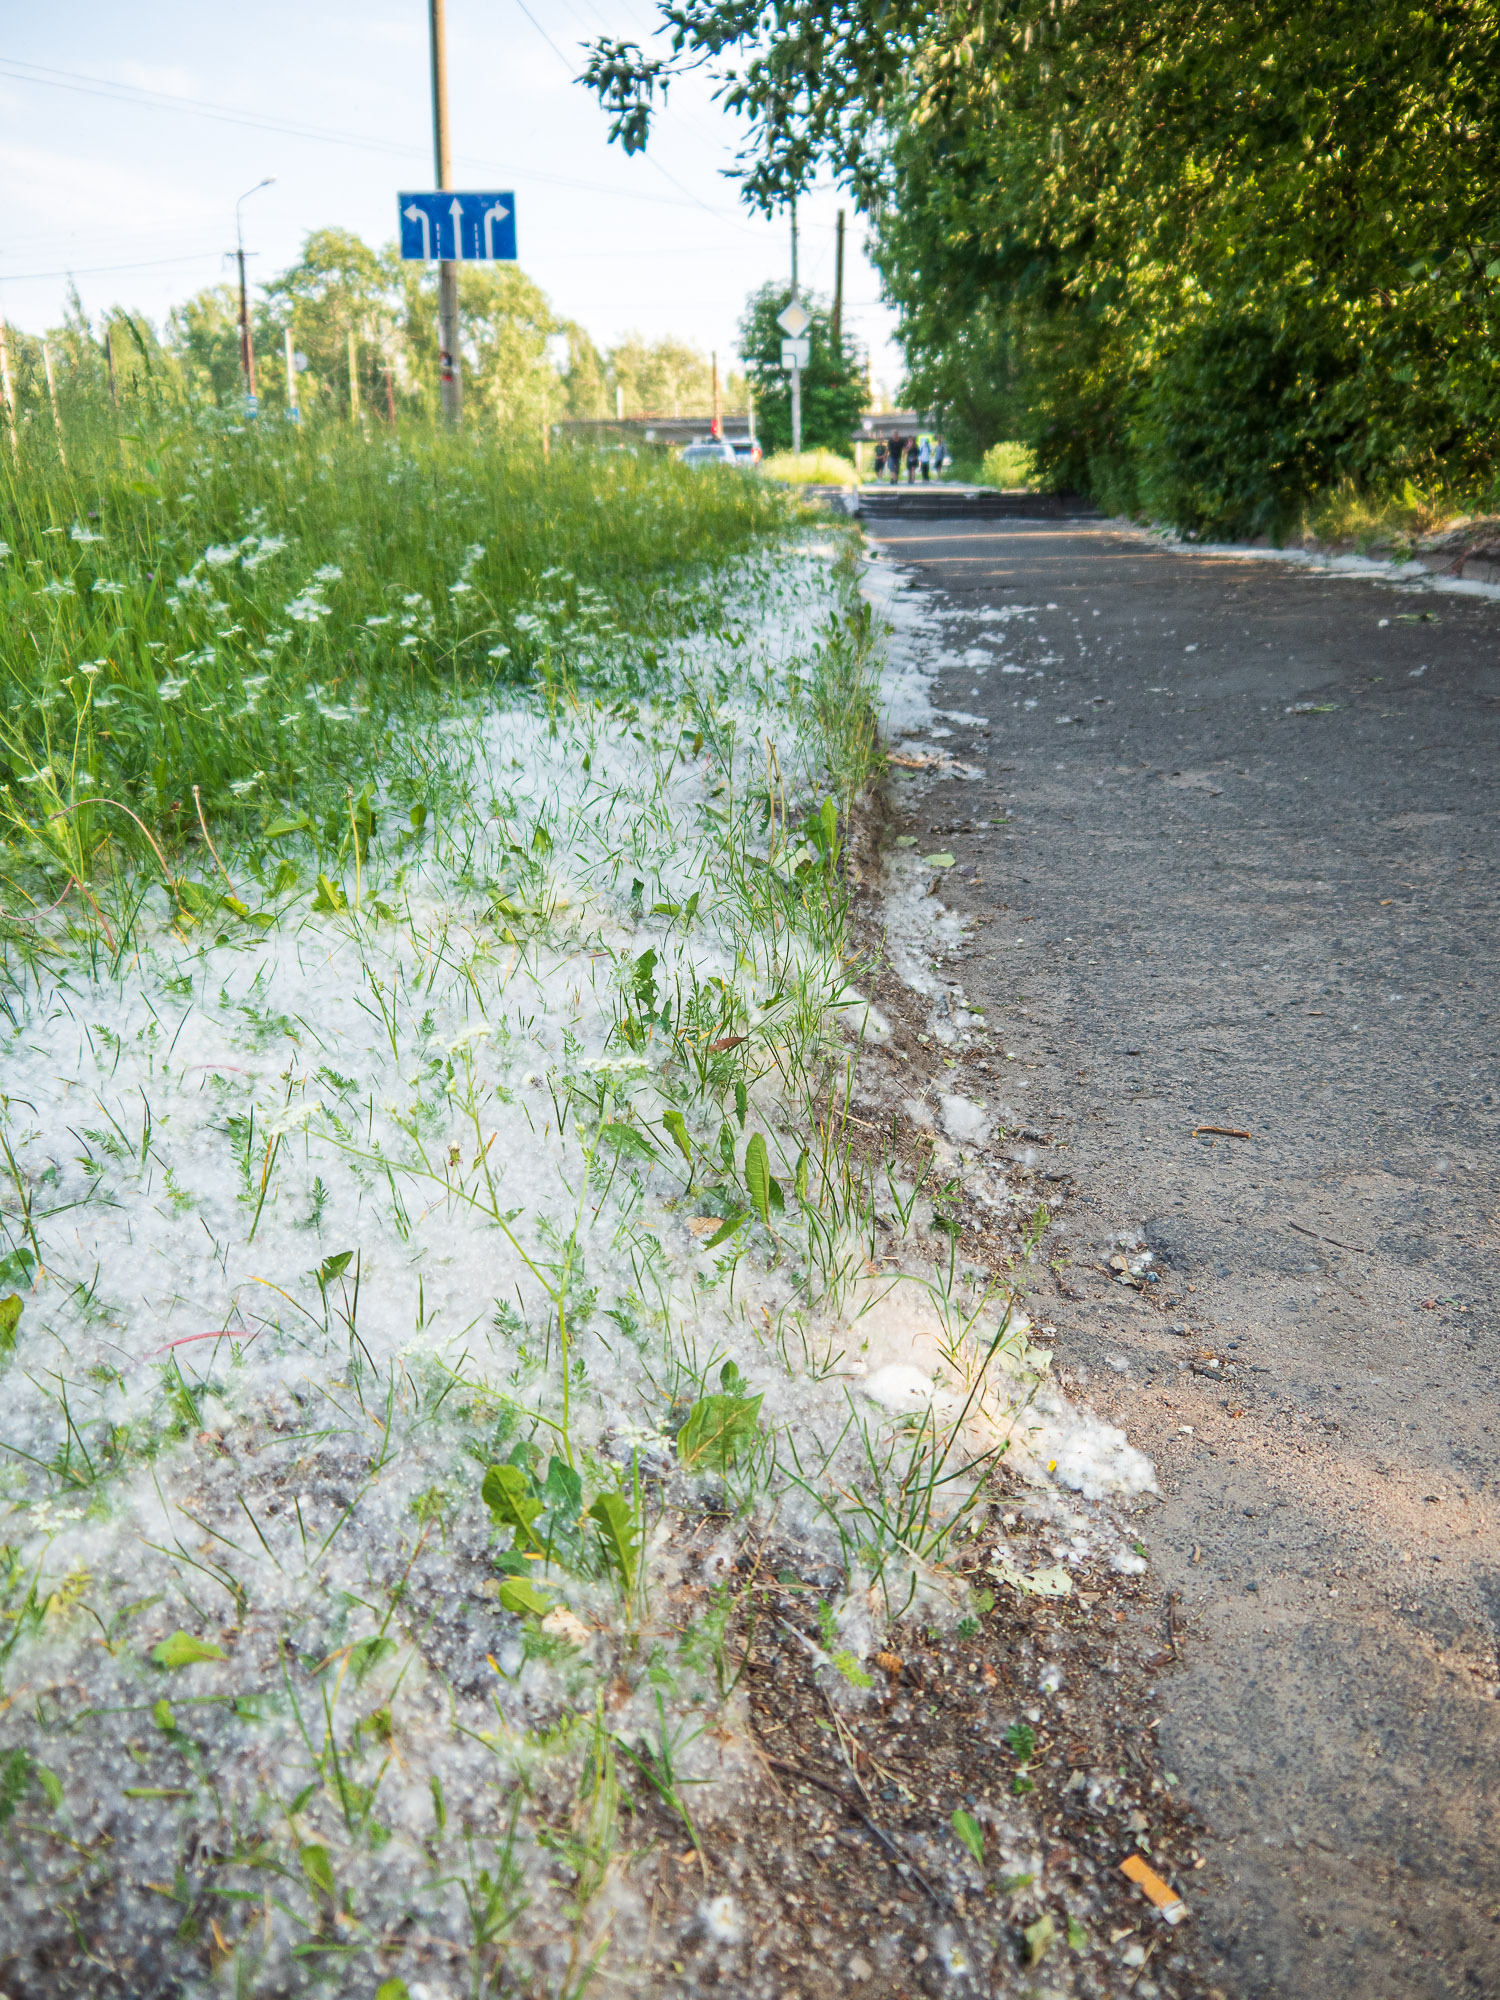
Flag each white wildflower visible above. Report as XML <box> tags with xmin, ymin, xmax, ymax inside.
<box><xmin>204</xmin><ymin>545</ymin><xmax>239</xmax><ymax>568</ymax></box>
<box><xmin>401</xmin><ymin>592</ymin><xmax>427</xmax><ymax>608</ymax></box>
<box><xmin>449</xmin><ymin>581</ymin><xmax>473</xmax><ymax>595</ymax></box>
<box><xmin>240</xmin><ymin>534</ymin><xmax>287</xmax><ymax>571</ymax></box>
<box><xmin>399</xmin><ymin>634</ymin><xmax>420</xmax><ymax>649</ymax></box>
<box><xmin>228</xmin><ymin>774</ymin><xmax>264</xmax><ymax>796</ymax></box>
<box><xmin>446</xmin><ymin>1022</ymin><xmax>493</xmax><ymax>1053</ymax></box>
<box><xmin>487</xmin><ymin>645</ymin><xmax>512</xmax><ymax>660</ymax></box>
<box><xmin>18</xmin><ymin>766</ymin><xmax>56</xmax><ymax>785</ymax></box>
<box><xmin>39</xmin><ymin>579</ymin><xmax>77</xmax><ymax>598</ymax></box>
<box><xmin>0</xmin><ymin>541</ymin><xmax>10</xmax><ymax>559</ymax></box>
<box><xmin>70</xmin><ymin>523</ymin><xmax>104</xmax><ymax>544</ymax></box>
<box><xmin>157</xmin><ymin>678</ymin><xmax>189</xmax><ymax>702</ymax></box>
<box><xmin>365</xmin><ymin>615</ymin><xmax>393</xmax><ymax>627</ymax></box>
<box><xmin>285</xmin><ymin>591</ymin><xmax>331</xmax><ymax>624</ymax></box>
<box><xmin>92</xmin><ymin>579</ymin><xmax>126</xmax><ymax>595</ymax></box>
<box><xmin>313</xmin><ymin>564</ymin><xmax>343</xmax><ymax>583</ymax></box>
<box><xmin>78</xmin><ymin>661</ymin><xmax>104</xmax><ymax>677</ymax></box>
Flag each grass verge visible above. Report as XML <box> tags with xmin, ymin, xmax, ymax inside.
<box><xmin>0</xmin><ymin>414</ymin><xmax>1160</xmax><ymax>1998</ymax></box>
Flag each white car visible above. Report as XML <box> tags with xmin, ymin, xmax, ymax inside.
<box><xmin>679</xmin><ymin>440</ymin><xmax>740</xmax><ymax>468</ymax></box>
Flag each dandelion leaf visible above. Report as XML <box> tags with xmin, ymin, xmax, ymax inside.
<box><xmin>150</xmin><ymin>1630</ymin><xmax>227</xmax><ymax>1668</ymax></box>
<box><xmin>676</xmin><ymin>1391</ymin><xmax>763</xmax><ymax>1473</ymax></box>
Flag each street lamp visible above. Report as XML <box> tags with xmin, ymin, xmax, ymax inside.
<box><xmin>235</xmin><ymin>178</ymin><xmax>275</xmax><ymax>413</ymax></box>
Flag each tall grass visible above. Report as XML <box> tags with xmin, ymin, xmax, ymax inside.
<box><xmin>0</xmin><ymin>409</ymin><xmax>787</xmax><ymax>909</ymax></box>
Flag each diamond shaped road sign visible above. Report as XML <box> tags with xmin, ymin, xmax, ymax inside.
<box><xmin>776</xmin><ymin>300</ymin><xmax>811</xmax><ymax>338</ymax></box>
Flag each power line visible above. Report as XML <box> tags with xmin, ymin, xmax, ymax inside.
<box><xmin>0</xmin><ymin>248</ymin><xmax>227</xmax><ymax>284</ymax></box>
<box><xmin>505</xmin><ymin>4</ymin><xmax>750</xmax><ymax>227</ymax></box>
<box><xmin>0</xmin><ymin>57</ymin><xmax>739</xmax><ymax>216</ymax></box>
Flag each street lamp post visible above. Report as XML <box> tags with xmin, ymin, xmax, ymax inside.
<box><xmin>235</xmin><ymin>177</ymin><xmax>275</xmax><ymax>416</ymax></box>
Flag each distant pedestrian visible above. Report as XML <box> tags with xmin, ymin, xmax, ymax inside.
<box><xmin>874</xmin><ymin>440</ymin><xmax>887</xmax><ymax>480</ymax></box>
<box><xmin>905</xmin><ymin>437</ymin><xmax>919</xmax><ymax>483</ymax></box>
<box><xmin>888</xmin><ymin>435</ymin><xmax>903</xmax><ymax>484</ymax></box>
<box><xmin>918</xmin><ymin>437</ymin><xmax>932</xmax><ymax>482</ymax></box>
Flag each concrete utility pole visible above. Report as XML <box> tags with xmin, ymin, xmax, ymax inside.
<box><xmin>711</xmin><ymin>349</ymin><xmax>721</xmax><ymax>438</ymax></box>
<box><xmin>235</xmin><ymin>178</ymin><xmax>274</xmax><ymax>414</ymax></box>
<box><xmin>284</xmin><ymin>327</ymin><xmax>300</xmax><ymax>422</ymax></box>
<box><xmin>0</xmin><ymin>324</ymin><xmax>17</xmax><ymax>466</ymax></box>
<box><xmin>789</xmin><ymin>200</ymin><xmax>802</xmax><ymax>456</ymax></box>
<box><xmin>832</xmin><ymin>208</ymin><xmax>845</xmax><ymax>349</ymax></box>
<box><xmin>429</xmin><ymin>0</ymin><xmax>462</xmax><ymax>425</ymax></box>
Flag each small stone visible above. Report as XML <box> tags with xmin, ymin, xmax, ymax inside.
<box><xmin>848</xmin><ymin>1954</ymin><xmax>873</xmax><ymax>1981</ymax></box>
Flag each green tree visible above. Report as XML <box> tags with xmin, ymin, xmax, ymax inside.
<box><xmin>167</xmin><ymin>284</ymin><xmax>243</xmax><ymax>404</ymax></box>
<box><xmin>584</xmin><ymin>0</ymin><xmax>1500</xmax><ymax>532</ymax></box>
<box><xmin>737</xmin><ymin>285</ymin><xmax>862</xmax><ymax>454</ymax></box>
<box><xmin>261</xmin><ymin>228</ymin><xmax>391</xmax><ymax>418</ymax></box>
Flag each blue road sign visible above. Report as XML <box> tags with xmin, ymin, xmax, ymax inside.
<box><xmin>398</xmin><ymin>192</ymin><xmax>517</xmax><ymax>262</ymax></box>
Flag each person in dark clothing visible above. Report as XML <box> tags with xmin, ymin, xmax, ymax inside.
<box><xmin>874</xmin><ymin>440</ymin><xmax>887</xmax><ymax>480</ymax></box>
<box><xmin>905</xmin><ymin>437</ymin><xmax>919</xmax><ymax>483</ymax></box>
<box><xmin>888</xmin><ymin>435</ymin><xmax>903</xmax><ymax>484</ymax></box>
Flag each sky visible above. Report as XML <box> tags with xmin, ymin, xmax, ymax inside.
<box><xmin>0</xmin><ymin>2</ymin><xmax>906</xmax><ymax>402</ymax></box>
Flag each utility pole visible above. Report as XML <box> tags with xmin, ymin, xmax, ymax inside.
<box><xmin>789</xmin><ymin>200</ymin><xmax>802</xmax><ymax>457</ymax></box>
<box><xmin>711</xmin><ymin>350</ymin><xmax>721</xmax><ymax>438</ymax></box>
<box><xmin>284</xmin><ymin>326</ymin><xmax>300</xmax><ymax>422</ymax></box>
<box><xmin>0</xmin><ymin>323</ymin><xmax>16</xmax><ymax>466</ymax></box>
<box><xmin>234</xmin><ymin>178</ymin><xmax>273</xmax><ymax>416</ymax></box>
<box><xmin>429</xmin><ymin>0</ymin><xmax>462</xmax><ymax>424</ymax></box>
<box><xmin>832</xmin><ymin>208</ymin><xmax>845</xmax><ymax>350</ymax></box>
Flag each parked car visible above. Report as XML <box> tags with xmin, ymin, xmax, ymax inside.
<box><xmin>731</xmin><ymin>439</ymin><xmax>762</xmax><ymax>466</ymax></box>
<box><xmin>679</xmin><ymin>440</ymin><xmax>739</xmax><ymax>468</ymax></box>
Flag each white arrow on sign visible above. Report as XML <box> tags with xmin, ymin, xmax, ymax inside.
<box><xmin>448</xmin><ymin>196</ymin><xmax>465</xmax><ymax>261</ymax></box>
<box><xmin>403</xmin><ymin>203</ymin><xmax>431</xmax><ymax>259</ymax></box>
<box><xmin>483</xmin><ymin>201</ymin><xmax>511</xmax><ymax>259</ymax></box>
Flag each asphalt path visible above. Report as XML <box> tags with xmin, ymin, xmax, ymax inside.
<box><xmin>867</xmin><ymin>516</ymin><xmax>1500</xmax><ymax>1999</ymax></box>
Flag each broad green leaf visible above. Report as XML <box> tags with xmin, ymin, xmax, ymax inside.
<box><xmin>951</xmin><ymin>1808</ymin><xmax>984</xmax><ymax>1865</ymax></box>
<box><xmin>744</xmin><ymin>1131</ymin><xmax>771</xmax><ymax>1223</ymax></box>
<box><xmin>481</xmin><ymin>1463</ymin><xmax>544</xmax><ymax>1553</ymax></box>
<box><xmin>922</xmin><ymin>852</ymin><xmax>955</xmax><ymax>868</ymax></box>
<box><xmin>542</xmin><ymin>1455</ymin><xmax>582</xmax><ymax>1518</ymax></box>
<box><xmin>151</xmin><ymin>1630</ymin><xmax>227</xmax><ymax>1668</ymax></box>
<box><xmin>33</xmin><ymin>1765</ymin><xmax>62</xmax><ymax>1809</ymax></box>
<box><xmin>733</xmin><ymin>1079</ymin><xmax>747</xmax><ymax>1129</ymax></box>
<box><xmin>152</xmin><ymin>1700</ymin><xmax>175</xmax><ymax>1732</ymax></box>
<box><xmin>300</xmin><ymin>1843</ymin><xmax>334</xmax><ymax>1898</ymax></box>
<box><xmin>263</xmin><ymin>813</ymin><xmax>311</xmax><ymax>840</ymax></box>
<box><xmin>819</xmin><ymin>794</ymin><xmax>838</xmax><ymax>852</ymax></box>
<box><xmin>0</xmin><ymin>1294</ymin><xmax>20</xmax><ymax>1353</ymax></box>
<box><xmin>675</xmin><ymin>1391</ymin><xmax>763</xmax><ymax>1473</ymax></box>
<box><xmin>376</xmin><ymin>1982</ymin><xmax>411</xmax><ymax>2000</ymax></box>
<box><xmin>316</xmin><ymin>1251</ymin><xmax>353</xmax><ymax>1289</ymax></box>
<box><xmin>1066</xmin><ymin>1916</ymin><xmax>1089</xmax><ymax>1950</ymax></box>
<box><xmin>702</xmin><ymin>1211</ymin><xmax>746</xmax><ymax>1250</ymax></box>
<box><xmin>0</xmin><ymin>1248</ymin><xmax>33</xmax><ymax>1289</ymax></box>
<box><xmin>349</xmin><ymin>1634</ymin><xmax>397</xmax><ymax>1683</ymax></box>
<box><xmin>588</xmin><ymin>1490</ymin><xmax>640</xmax><ymax>1590</ymax></box>
<box><xmin>661</xmin><ymin>1108</ymin><xmax>692</xmax><ymax>1162</ymax></box>
<box><xmin>311</xmin><ymin>873</ymin><xmax>348</xmax><ymax>913</ymax></box>
<box><xmin>497</xmin><ymin>1575</ymin><xmax>553</xmax><ymax>1616</ymax></box>
<box><xmin>599</xmin><ymin>1120</ymin><xmax>656</xmax><ymax>1161</ymax></box>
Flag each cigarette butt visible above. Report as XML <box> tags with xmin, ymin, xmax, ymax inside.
<box><xmin>1121</xmin><ymin>1852</ymin><xmax>1188</xmax><ymax>1924</ymax></box>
